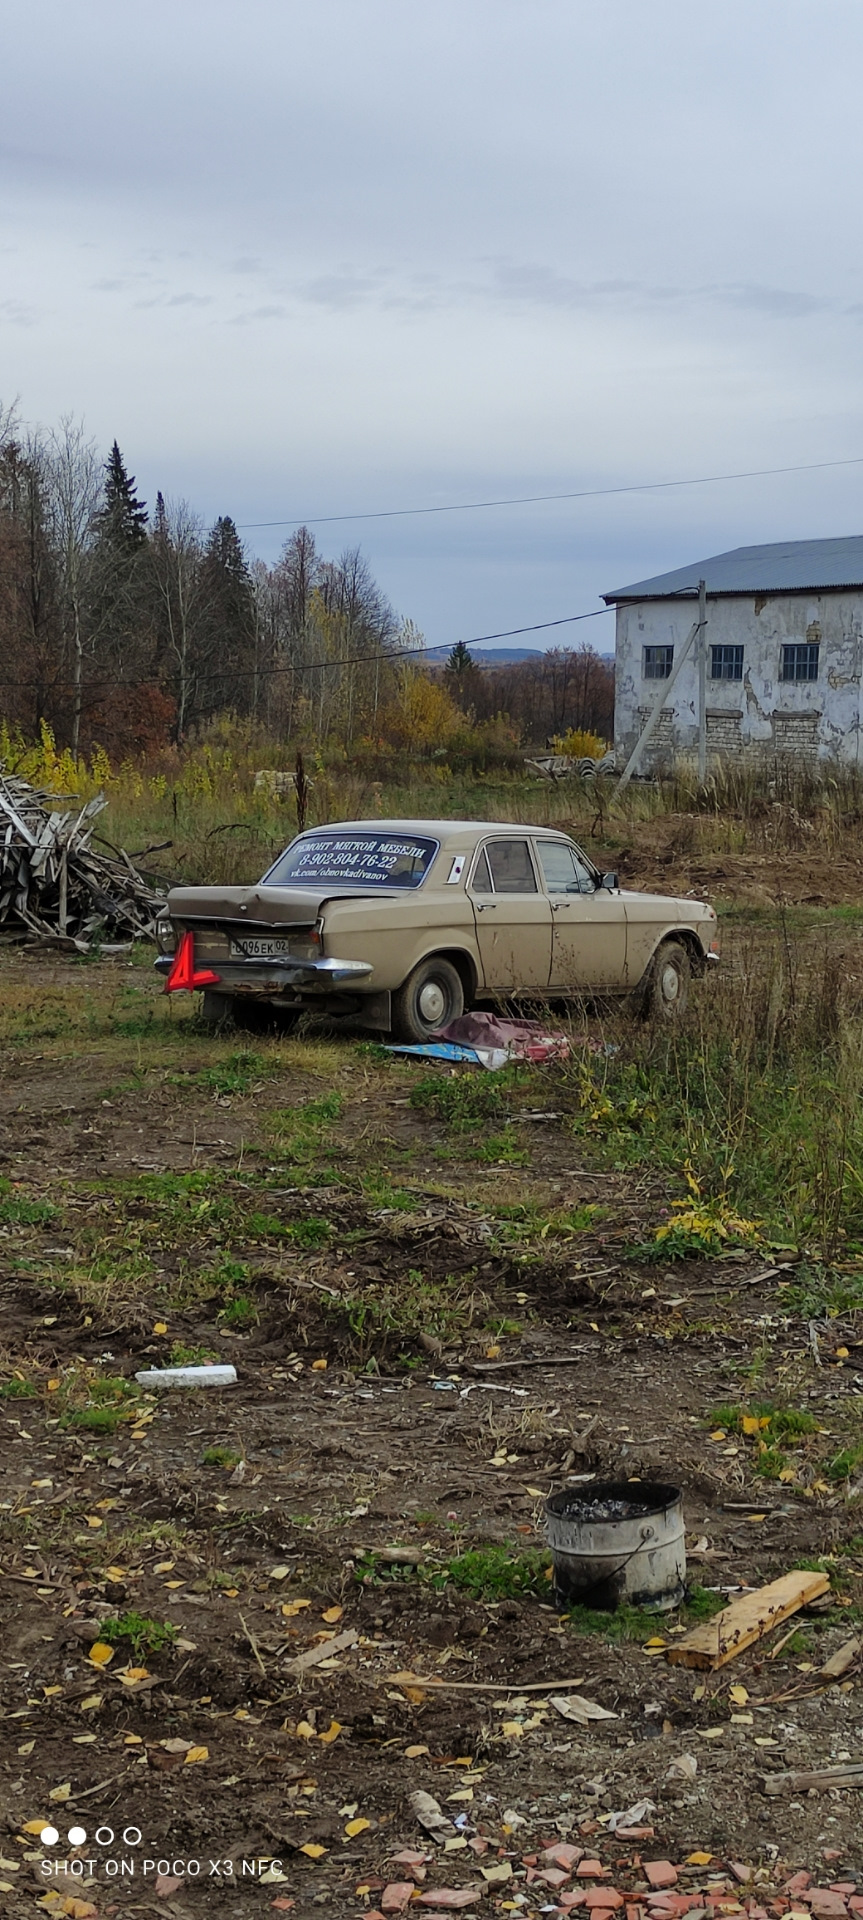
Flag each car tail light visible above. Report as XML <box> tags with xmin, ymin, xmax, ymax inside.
<box><xmin>165</xmin><ymin>930</ymin><xmax>221</xmax><ymax>993</ymax></box>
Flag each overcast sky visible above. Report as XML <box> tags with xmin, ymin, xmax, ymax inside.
<box><xmin>4</xmin><ymin>0</ymin><xmax>863</xmax><ymax>649</ymax></box>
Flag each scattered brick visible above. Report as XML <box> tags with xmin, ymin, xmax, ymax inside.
<box><xmin>544</xmin><ymin>1846</ymin><xmax>585</xmax><ymax>1871</ymax></box>
<box><xmin>647</xmin><ymin>1868</ymin><xmax>681</xmax><ymax>1892</ymax></box>
<box><xmin>786</xmin><ymin>1878</ymin><xmax>813</xmax><ymax>1897</ymax></box>
<box><xmin>808</xmin><ymin>1897</ymin><xmax>850</xmax><ymax>1920</ymax></box>
<box><xmin>584</xmin><ymin>1891</ymin><xmax>624</xmax><ymax>1910</ymax></box>
<box><xmin>381</xmin><ymin>1889</ymin><xmax>415</xmax><ymax>1915</ymax></box>
<box><xmin>579</xmin><ymin>1862</ymin><xmax>610</xmax><ymax>1879</ymax></box>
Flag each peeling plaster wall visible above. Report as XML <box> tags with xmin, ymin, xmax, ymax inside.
<box><xmin>614</xmin><ymin>591</ymin><xmax>863</xmax><ymax>767</ymax></box>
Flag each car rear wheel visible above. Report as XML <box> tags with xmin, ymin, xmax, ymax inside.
<box><xmin>199</xmin><ymin>992</ymin><xmax>300</xmax><ymax>1034</ymax></box>
<box><xmin>391</xmin><ymin>957</ymin><xmax>465</xmax><ymax>1044</ymax></box>
<box><xmin>645</xmin><ymin>940</ymin><xmax>691</xmax><ymax>1019</ymax></box>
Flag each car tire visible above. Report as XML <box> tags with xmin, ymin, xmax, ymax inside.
<box><xmin>200</xmin><ymin>992</ymin><xmax>300</xmax><ymax>1035</ymax></box>
<box><xmin>391</xmin><ymin>957</ymin><xmax>465</xmax><ymax>1043</ymax></box>
<box><xmin>644</xmin><ymin>939</ymin><xmax>691</xmax><ymax>1019</ymax></box>
<box><xmin>199</xmin><ymin>990</ymin><xmax>231</xmax><ymax>1026</ymax></box>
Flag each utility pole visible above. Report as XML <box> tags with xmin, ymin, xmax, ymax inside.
<box><xmin>697</xmin><ymin>577</ymin><xmax>707</xmax><ymax>784</ymax></box>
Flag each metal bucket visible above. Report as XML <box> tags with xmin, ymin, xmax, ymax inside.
<box><xmin>546</xmin><ymin>1480</ymin><xmax>686</xmax><ymax>1613</ymax></box>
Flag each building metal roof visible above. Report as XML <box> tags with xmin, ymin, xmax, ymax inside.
<box><xmin>603</xmin><ymin>534</ymin><xmax>863</xmax><ymax>603</ymax></box>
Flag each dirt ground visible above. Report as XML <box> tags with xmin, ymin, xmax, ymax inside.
<box><xmin>3</xmin><ymin>853</ymin><xmax>863</xmax><ymax>1919</ymax></box>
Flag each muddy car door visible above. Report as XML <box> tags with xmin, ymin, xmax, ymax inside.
<box><xmin>536</xmin><ymin>839</ymin><xmax>628</xmax><ymax>991</ymax></box>
<box><xmin>467</xmin><ymin>836</ymin><xmax>553</xmax><ymax>991</ymax></box>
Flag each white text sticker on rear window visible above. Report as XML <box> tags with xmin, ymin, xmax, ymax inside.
<box><xmin>447</xmin><ymin>856</ymin><xmax>466</xmax><ymax>884</ymax></box>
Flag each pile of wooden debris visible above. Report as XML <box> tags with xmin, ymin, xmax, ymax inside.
<box><xmin>0</xmin><ymin>770</ymin><xmax>163</xmax><ymax>949</ymax></box>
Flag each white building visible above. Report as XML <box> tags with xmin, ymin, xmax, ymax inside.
<box><xmin>604</xmin><ymin>536</ymin><xmax>863</xmax><ymax>768</ymax></box>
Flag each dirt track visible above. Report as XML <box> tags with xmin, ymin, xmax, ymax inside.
<box><xmin>2</xmin><ymin>922</ymin><xmax>863</xmax><ymax>1918</ymax></box>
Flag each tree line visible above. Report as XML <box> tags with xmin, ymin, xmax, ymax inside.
<box><xmin>0</xmin><ymin>404</ymin><xmax>613</xmax><ymax>763</ymax></box>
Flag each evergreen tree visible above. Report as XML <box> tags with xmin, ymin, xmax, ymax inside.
<box><xmin>447</xmin><ymin>639</ymin><xmax>475</xmax><ymax>676</ymax></box>
<box><xmin>201</xmin><ymin>515</ymin><xmax>256</xmax><ymax>713</ymax></box>
<box><xmin>445</xmin><ymin>638</ymin><xmax>478</xmax><ymax>711</ymax></box>
<box><xmin>98</xmin><ymin>441</ymin><xmax>148</xmax><ymax>550</ymax></box>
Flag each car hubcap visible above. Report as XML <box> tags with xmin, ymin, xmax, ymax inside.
<box><xmin>661</xmin><ymin>963</ymin><xmax>680</xmax><ymax>1002</ymax></box>
<box><xmin>418</xmin><ymin>980</ymin><xmax>447</xmax><ymax>1024</ymax></box>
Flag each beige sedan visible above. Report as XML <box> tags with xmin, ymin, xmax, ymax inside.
<box><xmin>157</xmin><ymin>818</ymin><xmax>719</xmax><ymax>1039</ymax></box>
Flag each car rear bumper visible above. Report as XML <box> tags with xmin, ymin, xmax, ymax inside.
<box><xmin>155</xmin><ymin>953</ymin><xmax>373</xmax><ymax>991</ymax></box>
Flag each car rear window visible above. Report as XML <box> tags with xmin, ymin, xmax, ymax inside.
<box><xmin>265</xmin><ymin>833</ymin><xmax>438</xmax><ymax>889</ymax></box>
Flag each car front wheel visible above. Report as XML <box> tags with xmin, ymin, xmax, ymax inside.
<box><xmin>645</xmin><ymin>939</ymin><xmax>691</xmax><ymax>1019</ymax></box>
<box><xmin>391</xmin><ymin>957</ymin><xmax>465</xmax><ymax>1043</ymax></box>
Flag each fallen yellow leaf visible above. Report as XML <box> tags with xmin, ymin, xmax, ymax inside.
<box><xmin>318</xmin><ymin>1720</ymin><xmax>342</xmax><ymax>1744</ymax></box>
<box><xmin>281</xmin><ymin>1598</ymin><xmax>312</xmax><ymax>1617</ymax></box>
<box><xmin>154</xmin><ymin>1561</ymin><xmax>174</xmax><ymax>1573</ymax></box>
<box><xmin>708</xmin><ymin>1429</ymin><xmax>727</xmax><ymax>1441</ymax></box>
<box><xmin>23</xmin><ymin>1820</ymin><xmax>49</xmax><ymax>1836</ymax></box>
<box><xmin>299</xmin><ymin>1843</ymin><xmax>327</xmax><ymax>1859</ymax></box>
<box><xmin>48</xmin><ymin>1783</ymin><xmax>71</xmax><ymax>1803</ymax></box>
<box><xmin>321</xmin><ymin>1605</ymin><xmax>343</xmax><ymax>1624</ymax></box>
<box><xmin>344</xmin><ymin>1818</ymin><xmax>371</xmax><ymax>1837</ymax></box>
<box><xmin>687</xmin><ymin>1852</ymin><xmax>713</xmax><ymax>1866</ymax></box>
<box><xmin>311</xmin><ymin>1358</ymin><xmax>327</xmax><ymax>1371</ymax></box>
<box><xmin>405</xmin><ymin>1743</ymin><xmax>429</xmax><ymax>1758</ymax></box>
<box><xmin>742</xmin><ymin>1414</ymin><xmax>771</xmax><ymax>1435</ymax></box>
<box><xmin>296</xmin><ymin>1721</ymin><xmax>316</xmax><ymax>1739</ymax></box>
<box><xmin>184</xmin><ymin>1745</ymin><xmax>208</xmax><ymax>1765</ymax></box>
<box><xmin>153</xmin><ymin>1322</ymin><xmax>168</xmax><ymax>1334</ymax></box>
<box><xmin>88</xmin><ymin>1643</ymin><xmax>115</xmax><ymax>1668</ymax></box>
<box><xmin>103</xmin><ymin>1566</ymin><xmax>127</xmax><ymax>1581</ymax></box>
<box><xmin>501</xmin><ymin>1720</ymin><xmax>524</xmax><ymax>1737</ymax></box>
<box><xmin>18</xmin><ymin>1740</ymin><xmax>35</xmax><ymax>1755</ymax></box>
<box><xmin>729</xmin><ymin>1683</ymin><xmax>749</xmax><ymax>1705</ymax></box>
<box><xmin>79</xmin><ymin>1694</ymin><xmax>102</xmax><ymax>1711</ymax></box>
<box><xmin>836</xmin><ymin>1346</ymin><xmax>850</xmax><ymax>1359</ymax></box>
<box><xmin>118</xmin><ymin>1666</ymin><xmax>150</xmax><ymax>1686</ymax></box>
<box><xmin>43</xmin><ymin>1685</ymin><xmax>63</xmax><ymax>1698</ymax></box>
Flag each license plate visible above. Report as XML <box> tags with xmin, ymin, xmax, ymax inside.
<box><xmin>230</xmin><ymin>937</ymin><xmax>292</xmax><ymax>958</ymax></box>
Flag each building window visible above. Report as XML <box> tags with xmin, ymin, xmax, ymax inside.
<box><xmin>643</xmin><ymin>644</ymin><xmax>673</xmax><ymax>679</ymax></box>
<box><xmin>711</xmin><ymin>643</ymin><xmax>744</xmax><ymax>682</ymax></box>
<box><xmin>780</xmin><ymin>642</ymin><xmax>819</xmax><ymax>683</ymax></box>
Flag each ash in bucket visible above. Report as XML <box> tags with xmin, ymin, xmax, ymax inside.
<box><xmin>553</xmin><ymin>1493</ymin><xmax>659</xmax><ymax>1523</ymax></box>
<box><xmin>545</xmin><ymin>1480</ymin><xmax>685</xmax><ymax>1613</ymax></box>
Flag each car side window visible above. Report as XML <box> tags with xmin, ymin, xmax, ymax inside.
<box><xmin>485</xmin><ymin>838</ymin><xmax>538</xmax><ymax>894</ymax></box>
<box><xmin>537</xmin><ymin>840</ymin><xmax>595</xmax><ymax>895</ymax></box>
<box><xmin>471</xmin><ymin>848</ymin><xmax>493</xmax><ymax>893</ymax></box>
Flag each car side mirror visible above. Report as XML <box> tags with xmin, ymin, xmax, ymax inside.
<box><xmin>601</xmin><ymin>871</ymin><xmax>618</xmax><ymax>891</ymax></box>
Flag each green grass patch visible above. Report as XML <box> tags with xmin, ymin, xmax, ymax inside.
<box><xmin>169</xmin><ymin>1341</ymin><xmax>220</xmax><ymax>1366</ymax></box>
<box><xmin>334</xmin><ymin>1264</ymin><xmax>489</xmax><ymax>1359</ymax></box>
<box><xmin>100</xmin><ymin>1612</ymin><xmax>178</xmax><ymax>1659</ymax></box>
<box><xmin>201</xmin><ymin>1445</ymin><xmax>242</xmax><ymax>1468</ymax></box>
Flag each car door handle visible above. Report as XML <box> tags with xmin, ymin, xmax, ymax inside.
<box><xmin>551</xmin><ymin>901</ymin><xmax>571</xmax><ymax>911</ymax></box>
<box><xmin>475</xmin><ymin>902</ymin><xmax>496</xmax><ymax>912</ymax></box>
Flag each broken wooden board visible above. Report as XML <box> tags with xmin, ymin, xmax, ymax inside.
<box><xmin>819</xmin><ymin>1635</ymin><xmax>862</xmax><ymax>1680</ymax></box>
<box><xmin>666</xmin><ymin>1569</ymin><xmax>830</xmax><ymax>1670</ymax></box>
<box><xmin>763</xmin><ymin>1760</ymin><xmax>863</xmax><ymax>1796</ymax></box>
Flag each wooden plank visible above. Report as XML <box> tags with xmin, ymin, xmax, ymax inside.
<box><xmin>763</xmin><ymin>1761</ymin><xmax>863</xmax><ymax>1796</ymax></box>
<box><xmin>666</xmin><ymin>1570</ymin><xmax>830</xmax><ymax>1670</ymax></box>
<box><xmin>819</xmin><ymin>1635</ymin><xmax>862</xmax><ymax>1680</ymax></box>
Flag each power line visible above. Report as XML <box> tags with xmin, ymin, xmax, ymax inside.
<box><xmin>236</xmin><ymin>453</ymin><xmax>863</xmax><ymax>533</ymax></box>
<box><xmin>0</xmin><ymin>604</ymin><xmax>611</xmax><ymax>693</ymax></box>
